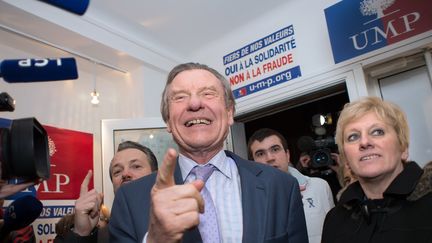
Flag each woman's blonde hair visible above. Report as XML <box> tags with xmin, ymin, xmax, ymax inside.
<box><xmin>335</xmin><ymin>96</ymin><xmax>409</xmax><ymax>163</ymax></box>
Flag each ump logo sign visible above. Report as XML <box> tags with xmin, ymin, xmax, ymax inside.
<box><xmin>325</xmin><ymin>0</ymin><xmax>432</xmax><ymax>63</ymax></box>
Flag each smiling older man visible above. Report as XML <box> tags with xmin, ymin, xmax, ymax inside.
<box><xmin>109</xmin><ymin>62</ymin><xmax>308</xmax><ymax>243</ymax></box>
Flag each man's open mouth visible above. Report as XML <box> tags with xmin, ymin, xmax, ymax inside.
<box><xmin>185</xmin><ymin>119</ymin><xmax>211</xmax><ymax>127</ymax></box>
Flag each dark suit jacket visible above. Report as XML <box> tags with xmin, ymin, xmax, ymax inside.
<box><xmin>109</xmin><ymin>151</ymin><xmax>308</xmax><ymax>243</ymax></box>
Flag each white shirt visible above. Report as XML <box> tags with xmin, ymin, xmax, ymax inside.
<box><xmin>288</xmin><ymin>166</ymin><xmax>334</xmax><ymax>243</ymax></box>
<box><xmin>142</xmin><ymin>150</ymin><xmax>243</xmax><ymax>243</ymax></box>
<box><xmin>180</xmin><ymin>150</ymin><xmax>243</xmax><ymax>243</ymax></box>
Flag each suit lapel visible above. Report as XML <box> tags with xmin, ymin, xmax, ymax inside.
<box><xmin>174</xmin><ymin>160</ymin><xmax>203</xmax><ymax>242</ymax></box>
<box><xmin>174</xmin><ymin>160</ymin><xmax>184</xmax><ymax>185</ymax></box>
<box><xmin>226</xmin><ymin>151</ymin><xmax>267</xmax><ymax>243</ymax></box>
<box><xmin>173</xmin><ymin>153</ymin><xmax>267</xmax><ymax>243</ymax></box>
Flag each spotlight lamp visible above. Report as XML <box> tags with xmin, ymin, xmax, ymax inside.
<box><xmin>90</xmin><ymin>90</ymin><xmax>100</xmax><ymax>105</ymax></box>
<box><xmin>312</xmin><ymin>113</ymin><xmax>333</xmax><ymax>127</ymax></box>
<box><xmin>90</xmin><ymin>62</ymin><xmax>100</xmax><ymax>105</ymax></box>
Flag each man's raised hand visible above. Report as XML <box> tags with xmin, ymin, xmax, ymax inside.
<box><xmin>73</xmin><ymin>170</ymin><xmax>103</xmax><ymax>236</ymax></box>
<box><xmin>147</xmin><ymin>148</ymin><xmax>205</xmax><ymax>243</ymax></box>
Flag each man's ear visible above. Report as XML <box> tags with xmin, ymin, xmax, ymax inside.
<box><xmin>285</xmin><ymin>149</ymin><xmax>291</xmax><ymax>162</ymax></box>
<box><xmin>166</xmin><ymin>121</ymin><xmax>172</xmax><ymax>133</ymax></box>
<box><xmin>227</xmin><ymin>106</ymin><xmax>234</xmax><ymax>126</ymax></box>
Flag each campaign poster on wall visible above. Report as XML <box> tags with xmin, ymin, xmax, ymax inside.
<box><xmin>1</xmin><ymin>119</ymin><xmax>93</xmax><ymax>242</ymax></box>
<box><xmin>222</xmin><ymin>25</ymin><xmax>302</xmax><ymax>99</ymax></box>
<box><xmin>325</xmin><ymin>0</ymin><xmax>432</xmax><ymax>63</ymax></box>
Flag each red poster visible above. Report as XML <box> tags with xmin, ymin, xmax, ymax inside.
<box><xmin>36</xmin><ymin>125</ymin><xmax>93</xmax><ymax>200</ymax></box>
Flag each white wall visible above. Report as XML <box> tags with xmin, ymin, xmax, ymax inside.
<box><xmin>192</xmin><ymin>0</ymin><xmax>350</xmax><ymax>116</ymax></box>
<box><xmin>193</xmin><ymin>0</ymin><xmax>432</xmax><ymax>116</ymax></box>
<box><xmin>0</xmin><ymin>31</ymin><xmax>167</xmax><ymax>191</ymax></box>
<box><xmin>1</xmin><ymin>0</ymin><xmax>181</xmax><ymax>72</ymax></box>
<box><xmin>194</xmin><ymin>1</ymin><xmax>336</xmax><ymax>75</ymax></box>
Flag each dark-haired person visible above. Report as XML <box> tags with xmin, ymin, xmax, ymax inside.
<box><xmin>54</xmin><ymin>141</ymin><xmax>158</xmax><ymax>243</ymax></box>
<box><xmin>322</xmin><ymin>97</ymin><xmax>432</xmax><ymax>243</ymax></box>
<box><xmin>248</xmin><ymin>128</ymin><xmax>334</xmax><ymax>243</ymax></box>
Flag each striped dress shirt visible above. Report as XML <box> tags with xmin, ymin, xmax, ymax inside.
<box><xmin>180</xmin><ymin>150</ymin><xmax>243</xmax><ymax>243</ymax></box>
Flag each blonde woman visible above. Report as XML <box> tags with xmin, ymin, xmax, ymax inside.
<box><xmin>322</xmin><ymin>97</ymin><xmax>432</xmax><ymax>243</ymax></box>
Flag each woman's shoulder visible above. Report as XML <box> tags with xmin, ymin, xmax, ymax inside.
<box><xmin>407</xmin><ymin>161</ymin><xmax>432</xmax><ymax>201</ymax></box>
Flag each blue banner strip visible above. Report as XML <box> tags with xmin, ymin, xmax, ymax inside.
<box><xmin>232</xmin><ymin>65</ymin><xmax>301</xmax><ymax>99</ymax></box>
<box><xmin>39</xmin><ymin>205</ymin><xmax>75</xmax><ymax>218</ymax></box>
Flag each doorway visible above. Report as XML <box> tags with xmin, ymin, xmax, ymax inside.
<box><xmin>239</xmin><ymin>83</ymin><xmax>350</xmax><ymax>165</ymax></box>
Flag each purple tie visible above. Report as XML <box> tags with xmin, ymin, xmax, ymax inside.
<box><xmin>190</xmin><ymin>165</ymin><xmax>221</xmax><ymax>243</ymax></box>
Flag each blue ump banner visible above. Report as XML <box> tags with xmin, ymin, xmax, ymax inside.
<box><xmin>325</xmin><ymin>0</ymin><xmax>432</xmax><ymax>63</ymax></box>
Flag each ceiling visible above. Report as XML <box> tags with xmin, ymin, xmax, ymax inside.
<box><xmin>87</xmin><ymin>0</ymin><xmax>288</xmax><ymax>58</ymax></box>
<box><xmin>0</xmin><ymin>0</ymin><xmax>290</xmax><ymax>72</ymax></box>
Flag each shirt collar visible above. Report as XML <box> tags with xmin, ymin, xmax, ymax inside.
<box><xmin>179</xmin><ymin>150</ymin><xmax>231</xmax><ymax>182</ymax></box>
<box><xmin>384</xmin><ymin>161</ymin><xmax>423</xmax><ymax>196</ymax></box>
<box><xmin>288</xmin><ymin>166</ymin><xmax>309</xmax><ymax>188</ymax></box>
